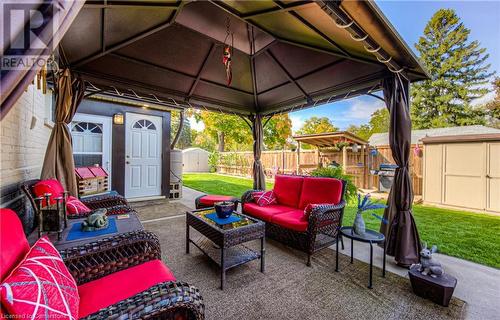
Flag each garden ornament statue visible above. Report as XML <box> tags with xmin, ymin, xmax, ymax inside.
<box><xmin>412</xmin><ymin>243</ymin><xmax>444</xmax><ymax>278</ymax></box>
<box><xmin>353</xmin><ymin>194</ymin><xmax>387</xmax><ymax>236</ymax></box>
<box><xmin>81</xmin><ymin>209</ymin><xmax>108</xmax><ymax>232</ymax></box>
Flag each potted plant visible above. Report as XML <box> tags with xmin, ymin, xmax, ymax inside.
<box><xmin>353</xmin><ymin>194</ymin><xmax>387</xmax><ymax>236</ymax></box>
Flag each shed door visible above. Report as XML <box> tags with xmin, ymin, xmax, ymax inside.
<box><xmin>443</xmin><ymin>143</ymin><xmax>485</xmax><ymax>210</ymax></box>
<box><xmin>487</xmin><ymin>143</ymin><xmax>500</xmax><ymax>212</ymax></box>
<box><xmin>125</xmin><ymin>113</ymin><xmax>162</xmax><ymax>198</ymax></box>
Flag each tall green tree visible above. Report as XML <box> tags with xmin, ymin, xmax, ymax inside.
<box><xmin>484</xmin><ymin>77</ymin><xmax>500</xmax><ymax>128</ymax></box>
<box><xmin>411</xmin><ymin>9</ymin><xmax>494</xmax><ymax>129</ymax></box>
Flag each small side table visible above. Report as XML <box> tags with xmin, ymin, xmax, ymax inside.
<box><xmin>336</xmin><ymin>226</ymin><xmax>386</xmax><ymax>289</ymax></box>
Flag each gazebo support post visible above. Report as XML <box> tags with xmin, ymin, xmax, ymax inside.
<box><xmin>380</xmin><ymin>74</ymin><xmax>421</xmax><ymax>267</ymax></box>
<box><xmin>250</xmin><ymin>114</ymin><xmax>266</xmax><ymax>190</ymax></box>
<box><xmin>342</xmin><ymin>145</ymin><xmax>347</xmax><ymax>174</ymax></box>
<box><xmin>296</xmin><ymin>141</ymin><xmax>301</xmax><ymax>174</ymax></box>
<box><xmin>361</xmin><ymin>144</ymin><xmax>366</xmax><ymax>188</ymax></box>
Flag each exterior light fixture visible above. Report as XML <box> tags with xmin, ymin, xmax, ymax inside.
<box><xmin>352</xmin><ymin>143</ymin><xmax>359</xmax><ymax>152</ymax></box>
<box><xmin>113</xmin><ymin>113</ymin><xmax>124</xmax><ymax>125</ymax></box>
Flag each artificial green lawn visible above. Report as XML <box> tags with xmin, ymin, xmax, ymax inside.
<box><xmin>183</xmin><ymin>173</ymin><xmax>500</xmax><ymax>269</ymax></box>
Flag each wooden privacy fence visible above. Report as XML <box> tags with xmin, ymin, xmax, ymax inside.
<box><xmin>216</xmin><ymin>147</ymin><xmax>423</xmax><ymax>195</ymax></box>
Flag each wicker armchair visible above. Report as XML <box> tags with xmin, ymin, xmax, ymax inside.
<box><xmin>241</xmin><ymin>176</ymin><xmax>347</xmax><ymax>266</ymax></box>
<box><xmin>60</xmin><ymin>231</ymin><xmax>205</xmax><ymax>320</ymax></box>
<box><xmin>21</xmin><ymin>179</ymin><xmax>132</xmax><ymax>219</ymax></box>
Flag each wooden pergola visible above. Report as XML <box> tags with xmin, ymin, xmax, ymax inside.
<box><xmin>293</xmin><ymin>131</ymin><xmax>369</xmax><ymax>186</ymax></box>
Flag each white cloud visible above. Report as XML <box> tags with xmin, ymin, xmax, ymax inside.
<box><xmin>289</xmin><ymin>114</ymin><xmax>305</xmax><ymax>134</ymax></box>
<box><xmin>188</xmin><ymin>116</ymin><xmax>204</xmax><ymax>131</ymax></box>
<box><xmin>341</xmin><ymin>99</ymin><xmax>385</xmax><ymax>120</ymax></box>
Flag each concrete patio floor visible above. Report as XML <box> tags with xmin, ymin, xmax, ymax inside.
<box><xmin>166</xmin><ymin>186</ymin><xmax>499</xmax><ymax>320</ymax></box>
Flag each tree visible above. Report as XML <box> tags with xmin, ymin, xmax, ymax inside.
<box><xmin>170</xmin><ymin>111</ymin><xmax>192</xmax><ymax>149</ymax></box>
<box><xmin>191</xmin><ymin>110</ymin><xmax>293</xmax><ymax>152</ymax></box>
<box><xmin>296</xmin><ymin>116</ymin><xmax>338</xmax><ymax>135</ymax></box>
<box><xmin>485</xmin><ymin>77</ymin><xmax>500</xmax><ymax>128</ymax></box>
<box><xmin>194</xmin><ymin>111</ymin><xmax>251</xmax><ymax>152</ymax></box>
<box><xmin>346</xmin><ymin>108</ymin><xmax>389</xmax><ymax>141</ymax></box>
<box><xmin>295</xmin><ymin>116</ymin><xmax>338</xmax><ymax>149</ymax></box>
<box><xmin>411</xmin><ymin>9</ymin><xmax>494</xmax><ymax>129</ymax></box>
<box><xmin>263</xmin><ymin>114</ymin><xmax>293</xmax><ymax>150</ymax></box>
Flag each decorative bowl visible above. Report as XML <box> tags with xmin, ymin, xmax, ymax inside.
<box><xmin>214</xmin><ymin>201</ymin><xmax>235</xmax><ymax>219</ymax></box>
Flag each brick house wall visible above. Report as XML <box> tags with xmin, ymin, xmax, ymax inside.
<box><xmin>0</xmin><ymin>84</ymin><xmax>52</xmax><ymax>232</ymax></box>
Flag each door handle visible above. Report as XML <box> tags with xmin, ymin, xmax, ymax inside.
<box><xmin>126</xmin><ymin>161</ymin><xmax>130</xmax><ymax>164</ymax></box>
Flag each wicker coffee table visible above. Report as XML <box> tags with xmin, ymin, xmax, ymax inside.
<box><xmin>186</xmin><ymin>208</ymin><xmax>266</xmax><ymax>290</ymax></box>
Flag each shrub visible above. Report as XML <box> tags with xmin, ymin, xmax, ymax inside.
<box><xmin>208</xmin><ymin>151</ymin><xmax>219</xmax><ymax>173</ymax></box>
<box><xmin>310</xmin><ymin>166</ymin><xmax>358</xmax><ymax>202</ymax></box>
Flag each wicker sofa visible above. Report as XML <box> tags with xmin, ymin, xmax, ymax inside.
<box><xmin>0</xmin><ymin>208</ymin><xmax>204</xmax><ymax>319</ymax></box>
<box><xmin>242</xmin><ymin>174</ymin><xmax>346</xmax><ymax>266</ymax></box>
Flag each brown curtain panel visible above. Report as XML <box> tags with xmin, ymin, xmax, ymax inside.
<box><xmin>41</xmin><ymin>69</ymin><xmax>86</xmax><ymax>196</ymax></box>
<box><xmin>379</xmin><ymin>74</ymin><xmax>421</xmax><ymax>267</ymax></box>
<box><xmin>251</xmin><ymin>114</ymin><xmax>266</xmax><ymax>190</ymax></box>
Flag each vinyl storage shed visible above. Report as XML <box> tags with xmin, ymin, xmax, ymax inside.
<box><xmin>422</xmin><ymin>134</ymin><xmax>500</xmax><ymax>214</ymax></box>
<box><xmin>182</xmin><ymin>148</ymin><xmax>210</xmax><ymax>172</ymax></box>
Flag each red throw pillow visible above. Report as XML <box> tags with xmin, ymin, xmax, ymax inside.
<box><xmin>66</xmin><ymin>196</ymin><xmax>92</xmax><ymax>217</ymax></box>
<box><xmin>32</xmin><ymin>179</ymin><xmax>65</xmax><ymax>206</ymax></box>
<box><xmin>0</xmin><ymin>237</ymin><xmax>79</xmax><ymax>319</ymax></box>
<box><xmin>252</xmin><ymin>190</ymin><xmax>277</xmax><ymax>207</ymax></box>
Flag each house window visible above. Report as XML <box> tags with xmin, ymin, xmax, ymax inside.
<box><xmin>71</xmin><ymin>121</ymin><xmax>104</xmax><ymax>167</ymax></box>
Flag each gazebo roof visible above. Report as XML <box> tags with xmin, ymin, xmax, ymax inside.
<box><xmin>60</xmin><ymin>0</ymin><xmax>429</xmax><ymax>116</ymax></box>
<box><xmin>293</xmin><ymin>131</ymin><xmax>368</xmax><ymax>147</ymax></box>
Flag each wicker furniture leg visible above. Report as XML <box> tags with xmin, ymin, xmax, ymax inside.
<box><xmin>350</xmin><ymin>237</ymin><xmax>354</xmax><ymax>264</ymax></box>
<box><xmin>186</xmin><ymin>223</ymin><xmax>190</xmax><ymax>254</ymax></box>
<box><xmin>220</xmin><ymin>247</ymin><xmax>225</xmax><ymax>290</ymax></box>
<box><xmin>261</xmin><ymin>237</ymin><xmax>265</xmax><ymax>272</ymax></box>
<box><xmin>335</xmin><ymin>231</ymin><xmax>339</xmax><ymax>272</ymax></box>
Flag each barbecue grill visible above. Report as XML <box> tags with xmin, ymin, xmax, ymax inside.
<box><xmin>375</xmin><ymin>163</ymin><xmax>398</xmax><ymax>192</ymax></box>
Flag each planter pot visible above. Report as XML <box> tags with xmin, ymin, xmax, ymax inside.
<box><xmin>214</xmin><ymin>201</ymin><xmax>235</xmax><ymax>219</ymax></box>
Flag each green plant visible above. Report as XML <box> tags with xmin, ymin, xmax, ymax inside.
<box><xmin>310</xmin><ymin>166</ymin><xmax>357</xmax><ymax>202</ymax></box>
<box><xmin>208</xmin><ymin>151</ymin><xmax>219</xmax><ymax>173</ymax></box>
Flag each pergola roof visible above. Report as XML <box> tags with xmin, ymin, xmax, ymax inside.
<box><xmin>60</xmin><ymin>0</ymin><xmax>429</xmax><ymax>115</ymax></box>
<box><xmin>293</xmin><ymin>131</ymin><xmax>368</xmax><ymax>147</ymax></box>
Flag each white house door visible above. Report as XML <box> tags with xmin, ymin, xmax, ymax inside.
<box><xmin>71</xmin><ymin>113</ymin><xmax>112</xmax><ymax>189</ymax></box>
<box><xmin>125</xmin><ymin>113</ymin><xmax>162</xmax><ymax>198</ymax></box>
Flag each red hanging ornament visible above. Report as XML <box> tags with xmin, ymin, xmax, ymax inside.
<box><xmin>222</xmin><ymin>45</ymin><xmax>232</xmax><ymax>86</ymax></box>
<box><xmin>222</xmin><ymin>17</ymin><xmax>233</xmax><ymax>86</ymax></box>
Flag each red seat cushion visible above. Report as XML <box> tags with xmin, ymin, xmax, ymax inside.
<box><xmin>273</xmin><ymin>175</ymin><xmax>304</xmax><ymax>208</ymax></box>
<box><xmin>33</xmin><ymin>179</ymin><xmax>65</xmax><ymax>206</ymax></box>
<box><xmin>77</xmin><ymin>259</ymin><xmax>176</xmax><ymax>318</ymax></box>
<box><xmin>271</xmin><ymin>210</ymin><xmax>308</xmax><ymax>232</ymax></box>
<box><xmin>0</xmin><ymin>209</ymin><xmax>30</xmax><ymax>281</ymax></box>
<box><xmin>0</xmin><ymin>237</ymin><xmax>79</xmax><ymax>319</ymax></box>
<box><xmin>243</xmin><ymin>203</ymin><xmax>295</xmax><ymax>222</ymax></box>
<box><xmin>199</xmin><ymin>195</ymin><xmax>237</xmax><ymax>206</ymax></box>
<box><xmin>298</xmin><ymin>177</ymin><xmax>343</xmax><ymax>209</ymax></box>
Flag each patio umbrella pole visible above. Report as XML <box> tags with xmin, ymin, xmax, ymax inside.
<box><xmin>380</xmin><ymin>74</ymin><xmax>421</xmax><ymax>267</ymax></box>
<box><xmin>251</xmin><ymin>114</ymin><xmax>266</xmax><ymax>190</ymax></box>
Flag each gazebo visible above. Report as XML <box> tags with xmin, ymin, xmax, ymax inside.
<box><xmin>1</xmin><ymin>0</ymin><xmax>428</xmax><ymax>266</ymax></box>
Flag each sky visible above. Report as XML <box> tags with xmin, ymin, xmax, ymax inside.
<box><xmin>191</xmin><ymin>0</ymin><xmax>500</xmax><ymax>132</ymax></box>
